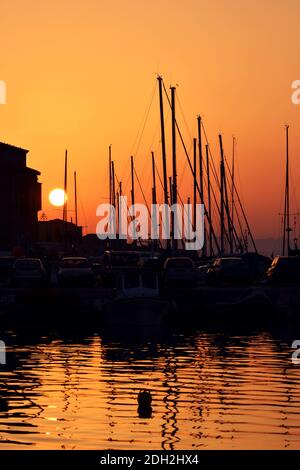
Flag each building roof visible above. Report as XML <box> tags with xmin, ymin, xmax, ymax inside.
<box><xmin>0</xmin><ymin>142</ymin><xmax>40</xmax><ymax>175</ymax></box>
<box><xmin>0</xmin><ymin>142</ymin><xmax>29</xmax><ymax>154</ymax></box>
<box><xmin>38</xmin><ymin>218</ymin><xmax>80</xmax><ymax>228</ymax></box>
<box><xmin>24</xmin><ymin>167</ymin><xmax>41</xmax><ymax>176</ymax></box>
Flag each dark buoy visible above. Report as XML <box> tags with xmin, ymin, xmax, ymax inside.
<box><xmin>138</xmin><ymin>390</ymin><xmax>152</xmax><ymax>407</ymax></box>
<box><xmin>137</xmin><ymin>390</ymin><xmax>152</xmax><ymax>418</ymax></box>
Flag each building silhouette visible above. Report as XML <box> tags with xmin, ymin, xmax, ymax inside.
<box><xmin>37</xmin><ymin>219</ymin><xmax>82</xmax><ymax>256</ymax></box>
<box><xmin>0</xmin><ymin>142</ymin><xmax>41</xmax><ymax>251</ymax></box>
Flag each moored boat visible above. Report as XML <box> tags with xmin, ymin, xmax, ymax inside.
<box><xmin>100</xmin><ymin>270</ymin><xmax>174</xmax><ymax>326</ymax></box>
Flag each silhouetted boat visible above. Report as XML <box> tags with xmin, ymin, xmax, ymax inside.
<box><xmin>100</xmin><ymin>271</ymin><xmax>173</xmax><ymax>326</ymax></box>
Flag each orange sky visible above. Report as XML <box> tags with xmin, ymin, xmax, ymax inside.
<box><xmin>1</xmin><ymin>0</ymin><xmax>300</xmax><ymax>239</ymax></box>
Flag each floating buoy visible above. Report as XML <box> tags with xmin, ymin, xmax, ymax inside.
<box><xmin>137</xmin><ymin>390</ymin><xmax>152</xmax><ymax>418</ymax></box>
<box><xmin>138</xmin><ymin>390</ymin><xmax>152</xmax><ymax>407</ymax></box>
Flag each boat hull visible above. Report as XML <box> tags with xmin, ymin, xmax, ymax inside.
<box><xmin>101</xmin><ymin>297</ymin><xmax>170</xmax><ymax>326</ymax></box>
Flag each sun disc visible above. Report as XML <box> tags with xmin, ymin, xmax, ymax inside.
<box><xmin>49</xmin><ymin>188</ymin><xmax>67</xmax><ymax>207</ymax></box>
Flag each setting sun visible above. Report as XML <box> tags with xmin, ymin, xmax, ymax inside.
<box><xmin>49</xmin><ymin>188</ymin><xmax>67</xmax><ymax>207</ymax></box>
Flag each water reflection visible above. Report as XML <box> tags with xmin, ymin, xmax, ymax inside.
<box><xmin>0</xmin><ymin>324</ymin><xmax>300</xmax><ymax>449</ymax></box>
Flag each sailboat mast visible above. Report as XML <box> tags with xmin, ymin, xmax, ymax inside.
<box><xmin>74</xmin><ymin>171</ymin><xmax>78</xmax><ymax>227</ymax></box>
<box><xmin>109</xmin><ymin>145</ymin><xmax>112</xmax><ymax>207</ymax></box>
<box><xmin>171</xmin><ymin>86</ymin><xmax>177</xmax><ymax>250</ymax></box>
<box><xmin>169</xmin><ymin>177</ymin><xmax>173</xmax><ymax>206</ymax></box>
<box><xmin>222</xmin><ymin>138</ymin><xmax>233</xmax><ymax>253</ymax></box>
<box><xmin>193</xmin><ymin>138</ymin><xmax>197</xmax><ymax>229</ymax></box>
<box><xmin>118</xmin><ymin>180</ymin><xmax>122</xmax><ymax>238</ymax></box>
<box><xmin>231</xmin><ymin>136</ymin><xmax>235</xmax><ymax>229</ymax></box>
<box><xmin>157</xmin><ymin>76</ymin><xmax>168</xmax><ymax>205</ymax></box>
<box><xmin>151</xmin><ymin>152</ymin><xmax>157</xmax><ymax>205</ymax></box>
<box><xmin>197</xmin><ymin>116</ymin><xmax>204</xmax><ymax>202</ymax></box>
<box><xmin>283</xmin><ymin>125</ymin><xmax>290</xmax><ymax>256</ymax></box>
<box><xmin>286</xmin><ymin>125</ymin><xmax>290</xmax><ymax>254</ymax></box>
<box><xmin>219</xmin><ymin>136</ymin><xmax>225</xmax><ymax>254</ymax></box>
<box><xmin>151</xmin><ymin>152</ymin><xmax>158</xmax><ymax>249</ymax></box>
<box><xmin>63</xmin><ymin>149</ymin><xmax>68</xmax><ymax>223</ymax></box>
<box><xmin>171</xmin><ymin>86</ymin><xmax>177</xmax><ymax>206</ymax></box>
<box><xmin>205</xmin><ymin>144</ymin><xmax>213</xmax><ymax>256</ymax></box>
<box><xmin>111</xmin><ymin>160</ymin><xmax>116</xmax><ymax>208</ymax></box>
<box><xmin>197</xmin><ymin>116</ymin><xmax>206</xmax><ymax>256</ymax></box>
<box><xmin>130</xmin><ymin>155</ymin><xmax>136</xmax><ymax>238</ymax></box>
<box><xmin>130</xmin><ymin>155</ymin><xmax>135</xmax><ymax>208</ymax></box>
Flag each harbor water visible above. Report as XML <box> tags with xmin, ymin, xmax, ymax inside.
<box><xmin>0</xmin><ymin>325</ymin><xmax>300</xmax><ymax>450</ymax></box>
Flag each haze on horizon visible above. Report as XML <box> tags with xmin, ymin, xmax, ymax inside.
<box><xmin>1</xmin><ymin>0</ymin><xmax>300</xmax><ymax>241</ymax></box>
